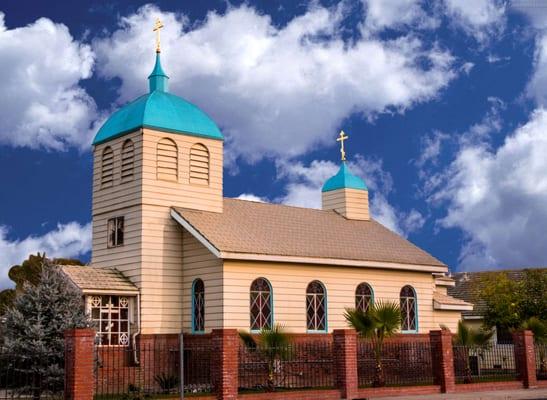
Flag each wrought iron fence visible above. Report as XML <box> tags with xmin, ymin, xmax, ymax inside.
<box><xmin>238</xmin><ymin>341</ymin><xmax>335</xmax><ymax>392</ymax></box>
<box><xmin>357</xmin><ymin>339</ymin><xmax>434</xmax><ymax>387</ymax></box>
<box><xmin>453</xmin><ymin>344</ymin><xmax>517</xmax><ymax>383</ymax></box>
<box><xmin>537</xmin><ymin>343</ymin><xmax>547</xmax><ymax>380</ymax></box>
<box><xmin>94</xmin><ymin>339</ymin><xmax>212</xmax><ymax>398</ymax></box>
<box><xmin>0</xmin><ymin>349</ymin><xmax>63</xmax><ymax>400</ymax></box>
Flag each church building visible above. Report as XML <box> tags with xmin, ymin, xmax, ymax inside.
<box><xmin>61</xmin><ymin>23</ymin><xmax>471</xmax><ymax>347</ymax></box>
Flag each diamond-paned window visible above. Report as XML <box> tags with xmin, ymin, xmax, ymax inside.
<box><xmin>250</xmin><ymin>278</ymin><xmax>272</xmax><ymax>331</ymax></box>
<box><xmin>355</xmin><ymin>282</ymin><xmax>373</xmax><ymax>313</ymax></box>
<box><xmin>400</xmin><ymin>285</ymin><xmax>417</xmax><ymax>332</ymax></box>
<box><xmin>89</xmin><ymin>295</ymin><xmax>131</xmax><ymax>346</ymax></box>
<box><xmin>306</xmin><ymin>280</ymin><xmax>326</xmax><ymax>331</ymax></box>
<box><xmin>192</xmin><ymin>279</ymin><xmax>205</xmax><ymax>333</ymax></box>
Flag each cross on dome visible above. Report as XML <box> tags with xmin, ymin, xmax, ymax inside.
<box><xmin>336</xmin><ymin>130</ymin><xmax>349</xmax><ymax>161</ymax></box>
<box><xmin>153</xmin><ymin>18</ymin><xmax>164</xmax><ymax>53</ymax></box>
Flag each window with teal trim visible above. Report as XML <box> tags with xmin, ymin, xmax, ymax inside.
<box><xmin>306</xmin><ymin>280</ymin><xmax>326</xmax><ymax>331</ymax></box>
<box><xmin>250</xmin><ymin>278</ymin><xmax>272</xmax><ymax>331</ymax></box>
<box><xmin>192</xmin><ymin>279</ymin><xmax>205</xmax><ymax>332</ymax></box>
<box><xmin>355</xmin><ymin>282</ymin><xmax>373</xmax><ymax>313</ymax></box>
<box><xmin>400</xmin><ymin>285</ymin><xmax>417</xmax><ymax>332</ymax></box>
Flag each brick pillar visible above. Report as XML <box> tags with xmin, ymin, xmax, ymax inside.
<box><xmin>430</xmin><ymin>330</ymin><xmax>455</xmax><ymax>393</ymax></box>
<box><xmin>64</xmin><ymin>328</ymin><xmax>95</xmax><ymax>400</ymax></box>
<box><xmin>333</xmin><ymin>329</ymin><xmax>358</xmax><ymax>400</ymax></box>
<box><xmin>513</xmin><ymin>330</ymin><xmax>538</xmax><ymax>389</ymax></box>
<box><xmin>211</xmin><ymin>329</ymin><xmax>239</xmax><ymax>400</ymax></box>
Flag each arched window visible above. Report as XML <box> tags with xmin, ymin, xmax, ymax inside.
<box><xmin>192</xmin><ymin>279</ymin><xmax>205</xmax><ymax>333</ymax></box>
<box><xmin>121</xmin><ymin>139</ymin><xmax>135</xmax><ymax>183</ymax></box>
<box><xmin>189</xmin><ymin>143</ymin><xmax>210</xmax><ymax>185</ymax></box>
<box><xmin>355</xmin><ymin>282</ymin><xmax>373</xmax><ymax>313</ymax></box>
<box><xmin>400</xmin><ymin>285</ymin><xmax>417</xmax><ymax>332</ymax></box>
<box><xmin>306</xmin><ymin>280</ymin><xmax>327</xmax><ymax>332</ymax></box>
<box><xmin>250</xmin><ymin>278</ymin><xmax>272</xmax><ymax>331</ymax></box>
<box><xmin>156</xmin><ymin>138</ymin><xmax>178</xmax><ymax>181</ymax></box>
<box><xmin>101</xmin><ymin>146</ymin><xmax>114</xmax><ymax>188</ymax></box>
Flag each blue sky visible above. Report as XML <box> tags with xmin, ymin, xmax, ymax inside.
<box><xmin>1</xmin><ymin>0</ymin><xmax>547</xmax><ymax>288</ymax></box>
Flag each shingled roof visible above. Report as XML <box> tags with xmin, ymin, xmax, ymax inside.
<box><xmin>448</xmin><ymin>268</ymin><xmax>547</xmax><ymax>318</ymax></box>
<box><xmin>61</xmin><ymin>265</ymin><xmax>138</xmax><ymax>294</ymax></box>
<box><xmin>171</xmin><ymin>198</ymin><xmax>447</xmax><ymax>271</ymax></box>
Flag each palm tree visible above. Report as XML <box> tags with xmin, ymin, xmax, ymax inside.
<box><xmin>344</xmin><ymin>300</ymin><xmax>401</xmax><ymax>387</ymax></box>
<box><xmin>453</xmin><ymin>320</ymin><xmax>494</xmax><ymax>383</ymax></box>
<box><xmin>522</xmin><ymin>317</ymin><xmax>547</xmax><ymax>376</ymax></box>
<box><xmin>239</xmin><ymin>324</ymin><xmax>291</xmax><ymax>391</ymax></box>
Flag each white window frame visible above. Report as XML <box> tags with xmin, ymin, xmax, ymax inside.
<box><xmin>87</xmin><ymin>295</ymin><xmax>132</xmax><ymax>346</ymax></box>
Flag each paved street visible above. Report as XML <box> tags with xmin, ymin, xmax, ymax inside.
<box><xmin>367</xmin><ymin>388</ymin><xmax>547</xmax><ymax>400</ymax></box>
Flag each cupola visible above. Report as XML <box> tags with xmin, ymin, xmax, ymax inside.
<box><xmin>321</xmin><ymin>131</ymin><xmax>370</xmax><ymax>220</ymax></box>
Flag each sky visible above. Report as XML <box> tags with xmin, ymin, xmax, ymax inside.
<box><xmin>1</xmin><ymin>0</ymin><xmax>547</xmax><ymax>288</ymax></box>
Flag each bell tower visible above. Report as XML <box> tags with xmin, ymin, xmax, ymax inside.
<box><xmin>91</xmin><ymin>19</ymin><xmax>223</xmax><ymax>334</ymax></box>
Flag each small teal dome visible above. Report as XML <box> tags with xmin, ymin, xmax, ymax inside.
<box><xmin>322</xmin><ymin>163</ymin><xmax>367</xmax><ymax>192</ymax></box>
<box><xmin>93</xmin><ymin>53</ymin><xmax>223</xmax><ymax>145</ymax></box>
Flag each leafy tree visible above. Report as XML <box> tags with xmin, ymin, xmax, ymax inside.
<box><xmin>239</xmin><ymin>324</ymin><xmax>291</xmax><ymax>391</ymax></box>
<box><xmin>344</xmin><ymin>300</ymin><xmax>401</xmax><ymax>387</ymax></box>
<box><xmin>0</xmin><ymin>253</ymin><xmax>83</xmax><ymax>315</ymax></box>
<box><xmin>518</xmin><ymin>270</ymin><xmax>547</xmax><ymax>321</ymax></box>
<box><xmin>453</xmin><ymin>320</ymin><xmax>494</xmax><ymax>383</ymax></box>
<box><xmin>3</xmin><ymin>265</ymin><xmax>90</xmax><ymax>399</ymax></box>
<box><xmin>477</xmin><ymin>272</ymin><xmax>521</xmax><ymax>330</ymax></box>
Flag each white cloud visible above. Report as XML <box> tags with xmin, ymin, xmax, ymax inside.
<box><xmin>527</xmin><ymin>33</ymin><xmax>547</xmax><ymax>105</ymax></box>
<box><xmin>0</xmin><ymin>13</ymin><xmax>98</xmax><ymax>150</ymax></box>
<box><xmin>0</xmin><ymin>222</ymin><xmax>91</xmax><ymax>289</ymax></box>
<box><xmin>426</xmin><ymin>108</ymin><xmax>547</xmax><ymax>269</ymax></box>
<box><xmin>443</xmin><ymin>0</ymin><xmax>506</xmax><ymax>43</ymax></box>
<box><xmin>93</xmin><ymin>4</ymin><xmax>456</xmax><ymax>163</ymax></box>
<box><xmin>274</xmin><ymin>156</ymin><xmax>424</xmax><ymax>236</ymax></box>
<box><xmin>362</xmin><ymin>0</ymin><xmax>439</xmax><ymax>32</ymax></box>
<box><xmin>235</xmin><ymin>193</ymin><xmax>266</xmax><ymax>202</ymax></box>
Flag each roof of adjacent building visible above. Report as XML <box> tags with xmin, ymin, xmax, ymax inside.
<box><xmin>61</xmin><ymin>265</ymin><xmax>138</xmax><ymax>294</ymax></box>
<box><xmin>448</xmin><ymin>268</ymin><xmax>547</xmax><ymax>318</ymax></box>
<box><xmin>171</xmin><ymin>198</ymin><xmax>447</xmax><ymax>270</ymax></box>
<box><xmin>93</xmin><ymin>53</ymin><xmax>223</xmax><ymax>145</ymax></box>
<box><xmin>322</xmin><ymin>163</ymin><xmax>367</xmax><ymax>192</ymax></box>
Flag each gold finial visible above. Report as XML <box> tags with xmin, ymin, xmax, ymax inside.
<box><xmin>153</xmin><ymin>18</ymin><xmax>164</xmax><ymax>53</ymax></box>
<box><xmin>336</xmin><ymin>130</ymin><xmax>349</xmax><ymax>161</ymax></box>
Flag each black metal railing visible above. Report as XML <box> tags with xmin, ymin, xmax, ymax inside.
<box><xmin>238</xmin><ymin>341</ymin><xmax>335</xmax><ymax>392</ymax></box>
<box><xmin>94</xmin><ymin>340</ymin><xmax>212</xmax><ymax>398</ymax></box>
<box><xmin>357</xmin><ymin>339</ymin><xmax>434</xmax><ymax>387</ymax></box>
<box><xmin>453</xmin><ymin>344</ymin><xmax>517</xmax><ymax>383</ymax></box>
<box><xmin>0</xmin><ymin>349</ymin><xmax>63</xmax><ymax>399</ymax></box>
<box><xmin>536</xmin><ymin>343</ymin><xmax>547</xmax><ymax>380</ymax></box>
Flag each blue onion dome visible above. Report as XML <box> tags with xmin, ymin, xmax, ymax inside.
<box><xmin>93</xmin><ymin>52</ymin><xmax>223</xmax><ymax>145</ymax></box>
<box><xmin>322</xmin><ymin>163</ymin><xmax>367</xmax><ymax>192</ymax></box>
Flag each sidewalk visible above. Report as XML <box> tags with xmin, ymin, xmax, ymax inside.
<box><xmin>367</xmin><ymin>387</ymin><xmax>547</xmax><ymax>400</ymax></box>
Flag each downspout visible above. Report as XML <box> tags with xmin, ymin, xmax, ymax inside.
<box><xmin>132</xmin><ymin>292</ymin><xmax>141</xmax><ymax>364</ymax></box>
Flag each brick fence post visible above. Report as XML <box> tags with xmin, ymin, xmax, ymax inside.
<box><xmin>430</xmin><ymin>330</ymin><xmax>455</xmax><ymax>393</ymax></box>
<box><xmin>211</xmin><ymin>329</ymin><xmax>239</xmax><ymax>400</ymax></box>
<box><xmin>333</xmin><ymin>329</ymin><xmax>358</xmax><ymax>400</ymax></box>
<box><xmin>513</xmin><ymin>330</ymin><xmax>537</xmax><ymax>389</ymax></box>
<box><xmin>64</xmin><ymin>328</ymin><xmax>95</xmax><ymax>400</ymax></box>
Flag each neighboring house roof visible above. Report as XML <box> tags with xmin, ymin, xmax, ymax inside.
<box><xmin>433</xmin><ymin>291</ymin><xmax>473</xmax><ymax>311</ymax></box>
<box><xmin>61</xmin><ymin>265</ymin><xmax>139</xmax><ymax>294</ymax></box>
<box><xmin>448</xmin><ymin>268</ymin><xmax>547</xmax><ymax>319</ymax></box>
<box><xmin>322</xmin><ymin>163</ymin><xmax>367</xmax><ymax>192</ymax></box>
<box><xmin>171</xmin><ymin>198</ymin><xmax>447</xmax><ymax>272</ymax></box>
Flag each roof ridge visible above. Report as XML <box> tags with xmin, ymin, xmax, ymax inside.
<box><xmin>225</xmin><ymin>197</ymin><xmax>357</xmax><ymax>216</ymax></box>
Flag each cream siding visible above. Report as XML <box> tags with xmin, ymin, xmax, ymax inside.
<box><xmin>222</xmin><ymin>260</ymin><xmax>462</xmax><ymax>333</ymax></box>
<box><xmin>322</xmin><ymin>188</ymin><xmax>369</xmax><ymax>220</ymax></box>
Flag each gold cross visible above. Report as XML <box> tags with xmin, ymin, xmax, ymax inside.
<box><xmin>153</xmin><ymin>18</ymin><xmax>164</xmax><ymax>53</ymax></box>
<box><xmin>336</xmin><ymin>130</ymin><xmax>349</xmax><ymax>161</ymax></box>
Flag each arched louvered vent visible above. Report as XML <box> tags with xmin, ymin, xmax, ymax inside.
<box><xmin>121</xmin><ymin>140</ymin><xmax>134</xmax><ymax>183</ymax></box>
<box><xmin>156</xmin><ymin>138</ymin><xmax>178</xmax><ymax>181</ymax></box>
<box><xmin>101</xmin><ymin>146</ymin><xmax>114</xmax><ymax>188</ymax></box>
<box><xmin>189</xmin><ymin>143</ymin><xmax>209</xmax><ymax>185</ymax></box>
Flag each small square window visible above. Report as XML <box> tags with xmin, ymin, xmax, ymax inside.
<box><xmin>107</xmin><ymin>217</ymin><xmax>124</xmax><ymax>248</ymax></box>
